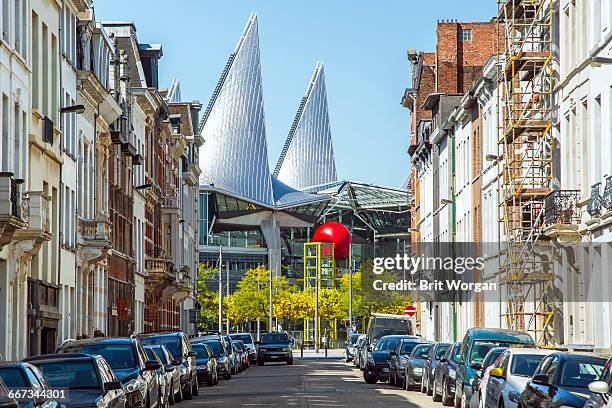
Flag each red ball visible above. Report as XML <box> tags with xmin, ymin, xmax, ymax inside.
<box><xmin>312</xmin><ymin>222</ymin><xmax>352</xmax><ymax>260</ymax></box>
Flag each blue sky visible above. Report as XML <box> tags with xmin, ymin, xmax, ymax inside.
<box><xmin>95</xmin><ymin>0</ymin><xmax>496</xmax><ymax>187</ymax></box>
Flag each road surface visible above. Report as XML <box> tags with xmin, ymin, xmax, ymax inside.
<box><xmin>183</xmin><ymin>358</ymin><xmax>437</xmax><ymax>407</ymax></box>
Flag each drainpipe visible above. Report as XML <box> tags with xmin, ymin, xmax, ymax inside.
<box><xmin>57</xmin><ymin>1</ymin><xmax>65</xmax><ymax>340</ymax></box>
<box><xmin>450</xmin><ymin>126</ymin><xmax>457</xmax><ymax>342</ymax></box>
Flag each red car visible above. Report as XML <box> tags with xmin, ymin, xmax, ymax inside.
<box><xmin>233</xmin><ymin>340</ymin><xmax>249</xmax><ymax>371</ymax></box>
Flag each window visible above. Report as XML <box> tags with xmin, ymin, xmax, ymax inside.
<box><xmin>42</xmin><ymin>23</ymin><xmax>48</xmax><ymax>116</ymax></box>
<box><xmin>1</xmin><ymin>94</ymin><xmax>8</xmax><ymax>172</ymax></box>
<box><xmin>32</xmin><ymin>12</ymin><xmax>39</xmax><ymax>109</ymax></box>
<box><xmin>461</xmin><ymin>29</ymin><xmax>472</xmax><ymax>42</ymax></box>
<box><xmin>14</xmin><ymin>103</ymin><xmax>20</xmax><ymax>178</ymax></box>
<box><xmin>1</xmin><ymin>0</ymin><xmax>9</xmax><ymax>41</ymax></box>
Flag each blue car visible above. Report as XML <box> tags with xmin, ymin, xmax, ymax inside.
<box><xmin>519</xmin><ymin>352</ymin><xmax>606</xmax><ymax>408</ymax></box>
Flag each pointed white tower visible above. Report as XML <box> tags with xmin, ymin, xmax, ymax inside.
<box><xmin>274</xmin><ymin>62</ymin><xmax>337</xmax><ymax>190</ymax></box>
<box><xmin>198</xmin><ymin>13</ymin><xmax>274</xmax><ymax>205</ymax></box>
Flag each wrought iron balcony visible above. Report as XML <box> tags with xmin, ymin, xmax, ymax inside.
<box><xmin>587</xmin><ymin>183</ymin><xmax>602</xmax><ymax>217</ymax></box>
<box><xmin>77</xmin><ymin>217</ymin><xmax>112</xmax><ymax>266</ymax></box>
<box><xmin>0</xmin><ymin>172</ymin><xmax>27</xmax><ymax>247</ymax></box>
<box><xmin>13</xmin><ymin>191</ymin><xmax>52</xmax><ymax>245</ymax></box>
<box><xmin>544</xmin><ymin>190</ymin><xmax>580</xmax><ymax>226</ymax></box>
<box><xmin>602</xmin><ymin>176</ymin><xmax>612</xmax><ymax>211</ymax></box>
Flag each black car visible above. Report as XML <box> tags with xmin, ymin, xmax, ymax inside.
<box><xmin>257</xmin><ymin>332</ymin><xmax>293</xmax><ymax>365</ymax></box>
<box><xmin>137</xmin><ymin>331</ymin><xmax>199</xmax><ymax>400</ymax></box>
<box><xmin>403</xmin><ymin>343</ymin><xmax>434</xmax><ymax>390</ymax></box>
<box><xmin>0</xmin><ymin>377</ymin><xmax>18</xmax><ymax>408</ymax></box>
<box><xmin>57</xmin><ymin>337</ymin><xmax>160</xmax><ymax>408</ymax></box>
<box><xmin>24</xmin><ymin>353</ymin><xmax>126</xmax><ymax>408</ymax></box>
<box><xmin>519</xmin><ymin>352</ymin><xmax>606</xmax><ymax>408</ymax></box>
<box><xmin>422</xmin><ymin>342</ymin><xmax>450</xmax><ymax>396</ymax></box>
<box><xmin>387</xmin><ymin>338</ymin><xmax>427</xmax><ymax>388</ymax></box>
<box><xmin>433</xmin><ymin>341</ymin><xmax>461</xmax><ymax>405</ymax></box>
<box><xmin>363</xmin><ymin>335</ymin><xmax>418</xmax><ymax>384</ymax></box>
<box><xmin>467</xmin><ymin>346</ymin><xmax>506</xmax><ymax>408</ymax></box>
<box><xmin>0</xmin><ymin>362</ymin><xmax>60</xmax><ymax>408</ymax></box>
<box><xmin>191</xmin><ymin>343</ymin><xmax>218</xmax><ymax>386</ymax></box>
<box><xmin>200</xmin><ymin>340</ymin><xmax>231</xmax><ymax>380</ymax></box>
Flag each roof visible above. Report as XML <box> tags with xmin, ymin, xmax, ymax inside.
<box><xmin>24</xmin><ymin>353</ymin><xmax>96</xmax><ymax>362</ymax></box>
<box><xmin>274</xmin><ymin>63</ymin><xmax>337</xmax><ymax>190</ymax></box>
<box><xmin>197</xmin><ymin>14</ymin><xmax>329</xmax><ymax>211</ymax></box>
<box><xmin>505</xmin><ymin>348</ymin><xmax>554</xmax><ymax>356</ymax></box>
<box><xmin>60</xmin><ymin>337</ymin><xmax>135</xmax><ymax>347</ymax></box>
<box><xmin>465</xmin><ymin>328</ymin><xmax>535</xmax><ymax>343</ymax></box>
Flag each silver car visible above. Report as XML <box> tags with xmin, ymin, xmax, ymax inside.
<box><xmin>149</xmin><ymin>345</ymin><xmax>182</xmax><ymax>404</ymax></box>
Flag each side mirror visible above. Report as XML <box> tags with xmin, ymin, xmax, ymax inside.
<box><xmin>470</xmin><ymin>363</ymin><xmax>482</xmax><ymax>370</ymax></box>
<box><xmin>531</xmin><ymin>374</ymin><xmax>549</xmax><ymax>385</ymax></box>
<box><xmin>144</xmin><ymin>360</ymin><xmax>162</xmax><ymax>371</ymax></box>
<box><xmin>164</xmin><ymin>364</ymin><xmax>175</xmax><ymax>372</ymax></box>
<box><xmin>104</xmin><ymin>381</ymin><xmax>123</xmax><ymax>392</ymax></box>
<box><xmin>188</xmin><ymin>351</ymin><xmax>197</xmax><ymax>358</ymax></box>
<box><xmin>255</xmin><ymin>341</ymin><xmax>260</xmax><ymax>345</ymax></box>
<box><xmin>367</xmin><ymin>346</ymin><xmax>372</xmax><ymax>352</ymax></box>
<box><xmin>489</xmin><ymin>367</ymin><xmax>504</xmax><ymax>378</ymax></box>
<box><xmin>589</xmin><ymin>380</ymin><xmax>610</xmax><ymax>394</ymax></box>
<box><xmin>439</xmin><ymin>357</ymin><xmax>447</xmax><ymax>363</ymax></box>
<box><xmin>454</xmin><ymin>354</ymin><xmax>464</xmax><ymax>364</ymax></box>
<box><xmin>172</xmin><ymin>359</ymin><xmax>180</xmax><ymax>366</ymax></box>
<box><xmin>390</xmin><ymin>351</ymin><xmax>397</xmax><ymax>356</ymax></box>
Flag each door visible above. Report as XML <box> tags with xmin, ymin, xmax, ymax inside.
<box><xmin>40</xmin><ymin>327</ymin><xmax>56</xmax><ymax>355</ymax></box>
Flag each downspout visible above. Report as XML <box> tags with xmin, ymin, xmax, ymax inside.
<box><xmin>57</xmin><ymin>0</ymin><xmax>64</xmax><ymax>326</ymax></box>
<box><xmin>450</xmin><ymin>125</ymin><xmax>457</xmax><ymax>342</ymax></box>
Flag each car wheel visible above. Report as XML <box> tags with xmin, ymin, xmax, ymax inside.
<box><xmin>498</xmin><ymin>399</ymin><xmax>504</xmax><ymax>408</ymax></box>
<box><xmin>287</xmin><ymin>359</ymin><xmax>293</xmax><ymax>365</ymax></box>
<box><xmin>433</xmin><ymin>379</ymin><xmax>442</xmax><ymax>402</ymax></box>
<box><xmin>421</xmin><ymin>374</ymin><xmax>426</xmax><ymax>393</ymax></box>
<box><xmin>364</xmin><ymin>370</ymin><xmax>378</xmax><ymax>384</ymax></box>
<box><xmin>389</xmin><ymin>370</ymin><xmax>396</xmax><ymax>386</ymax></box>
<box><xmin>442</xmin><ymin>378</ymin><xmax>452</xmax><ymax>406</ymax></box>
<box><xmin>427</xmin><ymin>377</ymin><xmax>433</xmax><ymax>396</ymax></box>
<box><xmin>175</xmin><ymin>382</ymin><xmax>183</xmax><ymax>402</ymax></box>
<box><xmin>183</xmin><ymin>380</ymin><xmax>193</xmax><ymax>400</ymax></box>
<box><xmin>192</xmin><ymin>376</ymin><xmax>199</xmax><ymax>396</ymax></box>
<box><xmin>454</xmin><ymin>385</ymin><xmax>463</xmax><ymax>408</ymax></box>
<box><xmin>258</xmin><ymin>360</ymin><xmax>264</xmax><ymax>366</ymax></box>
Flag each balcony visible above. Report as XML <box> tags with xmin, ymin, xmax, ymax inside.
<box><xmin>602</xmin><ymin>176</ymin><xmax>612</xmax><ymax>213</ymax></box>
<box><xmin>77</xmin><ymin>217</ymin><xmax>112</xmax><ymax>267</ymax></box>
<box><xmin>543</xmin><ymin>190</ymin><xmax>581</xmax><ymax>241</ymax></box>
<box><xmin>13</xmin><ymin>191</ymin><xmax>52</xmax><ymax>249</ymax></box>
<box><xmin>0</xmin><ymin>172</ymin><xmax>27</xmax><ymax>247</ymax></box>
<box><xmin>162</xmin><ymin>265</ymin><xmax>193</xmax><ymax>303</ymax></box>
<box><xmin>587</xmin><ymin>183</ymin><xmax>603</xmax><ymax>218</ymax></box>
<box><xmin>145</xmin><ymin>253</ymin><xmax>177</xmax><ymax>298</ymax></box>
<box><xmin>182</xmin><ymin>161</ymin><xmax>200</xmax><ymax>186</ymax></box>
<box><xmin>171</xmin><ymin>133</ymin><xmax>187</xmax><ymax>159</ymax></box>
<box><xmin>161</xmin><ymin>190</ymin><xmax>180</xmax><ymax>215</ymax></box>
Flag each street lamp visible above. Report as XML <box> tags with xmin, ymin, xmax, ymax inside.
<box><xmin>486</xmin><ymin>154</ymin><xmax>500</xmax><ymax>162</ymax></box>
<box><xmin>590</xmin><ymin>56</ymin><xmax>612</xmax><ymax>67</ymax></box>
<box><xmin>60</xmin><ymin>104</ymin><xmax>85</xmax><ymax>114</ymax></box>
<box><xmin>440</xmin><ymin>198</ymin><xmax>453</xmax><ymax>206</ymax></box>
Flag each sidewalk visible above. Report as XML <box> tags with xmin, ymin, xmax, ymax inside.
<box><xmin>295</xmin><ymin>347</ymin><xmax>345</xmax><ymax>360</ymax></box>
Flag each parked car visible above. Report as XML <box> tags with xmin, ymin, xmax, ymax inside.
<box><xmin>0</xmin><ymin>362</ymin><xmax>59</xmax><ymax>408</ymax></box>
<box><xmin>138</xmin><ymin>331</ymin><xmax>199</xmax><ymax>400</ymax></box>
<box><xmin>222</xmin><ymin>335</ymin><xmax>240</xmax><ymax>375</ymax></box>
<box><xmin>354</xmin><ymin>335</ymin><xmax>367</xmax><ymax>368</ymax></box>
<box><xmin>484</xmin><ymin>348</ymin><xmax>553</xmax><ymax>408</ymax></box>
<box><xmin>232</xmin><ymin>340</ymin><xmax>249</xmax><ymax>371</ymax></box>
<box><xmin>191</xmin><ymin>343</ymin><xmax>218</xmax><ymax>386</ymax></box>
<box><xmin>433</xmin><ymin>341</ymin><xmax>462</xmax><ymax>405</ymax></box>
<box><xmin>345</xmin><ymin>333</ymin><xmax>363</xmax><ymax>362</ymax></box>
<box><xmin>388</xmin><ymin>338</ymin><xmax>425</xmax><ymax>387</ymax></box>
<box><xmin>57</xmin><ymin>337</ymin><xmax>160</xmax><ymax>408</ymax></box>
<box><xmin>519</xmin><ymin>352</ymin><xmax>606</xmax><ymax>408</ymax></box>
<box><xmin>454</xmin><ymin>328</ymin><xmax>535</xmax><ymax>408</ymax></box>
<box><xmin>257</xmin><ymin>332</ymin><xmax>293</xmax><ymax>366</ymax></box>
<box><xmin>144</xmin><ymin>346</ymin><xmax>172</xmax><ymax>408</ymax></box>
<box><xmin>200</xmin><ymin>339</ymin><xmax>231</xmax><ymax>380</ymax></box>
<box><xmin>229</xmin><ymin>333</ymin><xmax>257</xmax><ymax>364</ymax></box>
<box><xmin>363</xmin><ymin>335</ymin><xmax>418</xmax><ymax>384</ymax></box>
<box><xmin>403</xmin><ymin>342</ymin><xmax>434</xmax><ymax>390</ymax></box>
<box><xmin>366</xmin><ymin>313</ymin><xmax>413</xmax><ymax>350</ymax></box>
<box><xmin>585</xmin><ymin>356</ymin><xmax>612</xmax><ymax>408</ymax></box>
<box><xmin>468</xmin><ymin>347</ymin><xmax>507</xmax><ymax>408</ymax></box>
<box><xmin>0</xmin><ymin>377</ymin><xmax>18</xmax><ymax>408</ymax></box>
<box><xmin>149</xmin><ymin>345</ymin><xmax>182</xmax><ymax>404</ymax></box>
<box><xmin>422</xmin><ymin>342</ymin><xmax>450</xmax><ymax>396</ymax></box>
<box><xmin>25</xmin><ymin>353</ymin><xmax>126</xmax><ymax>408</ymax></box>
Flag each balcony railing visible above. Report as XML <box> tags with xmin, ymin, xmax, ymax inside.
<box><xmin>603</xmin><ymin>176</ymin><xmax>612</xmax><ymax>210</ymax></box>
<box><xmin>21</xmin><ymin>191</ymin><xmax>50</xmax><ymax>233</ymax></box>
<box><xmin>544</xmin><ymin>190</ymin><xmax>580</xmax><ymax>226</ymax></box>
<box><xmin>78</xmin><ymin>217</ymin><xmax>112</xmax><ymax>243</ymax></box>
<box><xmin>587</xmin><ymin>183</ymin><xmax>603</xmax><ymax>217</ymax></box>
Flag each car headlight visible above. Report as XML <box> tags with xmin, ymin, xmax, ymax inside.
<box><xmin>508</xmin><ymin>391</ymin><xmax>520</xmax><ymax>403</ymax></box>
<box><xmin>367</xmin><ymin>355</ymin><xmax>374</xmax><ymax>365</ymax></box>
<box><xmin>125</xmin><ymin>377</ymin><xmax>140</xmax><ymax>393</ymax></box>
<box><xmin>179</xmin><ymin>366</ymin><xmax>188</xmax><ymax>377</ymax></box>
<box><xmin>218</xmin><ymin>356</ymin><xmax>227</xmax><ymax>363</ymax></box>
<box><xmin>197</xmin><ymin>365</ymin><xmax>207</xmax><ymax>370</ymax></box>
<box><xmin>413</xmin><ymin>367</ymin><xmax>423</xmax><ymax>374</ymax></box>
<box><xmin>449</xmin><ymin>369</ymin><xmax>456</xmax><ymax>379</ymax></box>
<box><xmin>282</xmin><ymin>347</ymin><xmax>290</xmax><ymax>352</ymax></box>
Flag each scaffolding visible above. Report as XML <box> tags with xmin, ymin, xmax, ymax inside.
<box><xmin>496</xmin><ymin>0</ymin><xmax>556</xmax><ymax>346</ymax></box>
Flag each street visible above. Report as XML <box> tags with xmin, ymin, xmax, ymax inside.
<box><xmin>183</xmin><ymin>358</ymin><xmax>436</xmax><ymax>407</ymax></box>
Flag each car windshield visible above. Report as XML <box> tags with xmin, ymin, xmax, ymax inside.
<box><xmin>229</xmin><ymin>334</ymin><xmax>253</xmax><ymax>345</ymax></box>
<box><xmin>399</xmin><ymin>342</ymin><xmax>419</xmax><ymax>355</ymax></box>
<box><xmin>192</xmin><ymin>346</ymin><xmax>208</xmax><ymax>359</ymax></box>
<box><xmin>348</xmin><ymin>334</ymin><xmax>361</xmax><ymax>345</ymax></box>
<box><xmin>33</xmin><ymin>361</ymin><xmax>100</xmax><ymax>390</ymax></box>
<box><xmin>375</xmin><ymin>337</ymin><xmax>401</xmax><ymax>352</ymax></box>
<box><xmin>261</xmin><ymin>333</ymin><xmax>289</xmax><ymax>344</ymax></box>
<box><xmin>73</xmin><ymin>344</ymin><xmax>137</xmax><ymax>370</ymax></box>
<box><xmin>144</xmin><ymin>348</ymin><xmax>159</xmax><ymax>362</ymax></box>
<box><xmin>560</xmin><ymin>359</ymin><xmax>605</xmax><ymax>388</ymax></box>
<box><xmin>0</xmin><ymin>368</ymin><xmax>27</xmax><ymax>387</ymax></box>
<box><xmin>140</xmin><ymin>337</ymin><xmax>182</xmax><ymax>360</ymax></box>
<box><xmin>372</xmin><ymin>318</ymin><xmax>411</xmax><ymax>340</ymax></box>
<box><xmin>510</xmin><ymin>354</ymin><xmax>547</xmax><ymax>377</ymax></box>
<box><xmin>482</xmin><ymin>349</ymin><xmax>506</xmax><ymax>369</ymax></box>
<box><xmin>152</xmin><ymin>347</ymin><xmax>169</xmax><ymax>364</ymax></box>
<box><xmin>204</xmin><ymin>341</ymin><xmax>224</xmax><ymax>356</ymax></box>
<box><xmin>469</xmin><ymin>341</ymin><xmax>532</xmax><ymax>366</ymax></box>
<box><xmin>412</xmin><ymin>344</ymin><xmax>433</xmax><ymax>359</ymax></box>
<box><xmin>435</xmin><ymin>345</ymin><xmax>450</xmax><ymax>360</ymax></box>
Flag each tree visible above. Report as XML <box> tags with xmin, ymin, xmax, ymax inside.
<box><xmin>196</xmin><ymin>264</ymin><xmax>220</xmax><ymax>330</ymax></box>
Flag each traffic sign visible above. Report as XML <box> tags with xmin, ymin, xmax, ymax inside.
<box><xmin>404</xmin><ymin>305</ymin><xmax>416</xmax><ymax>317</ymax></box>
